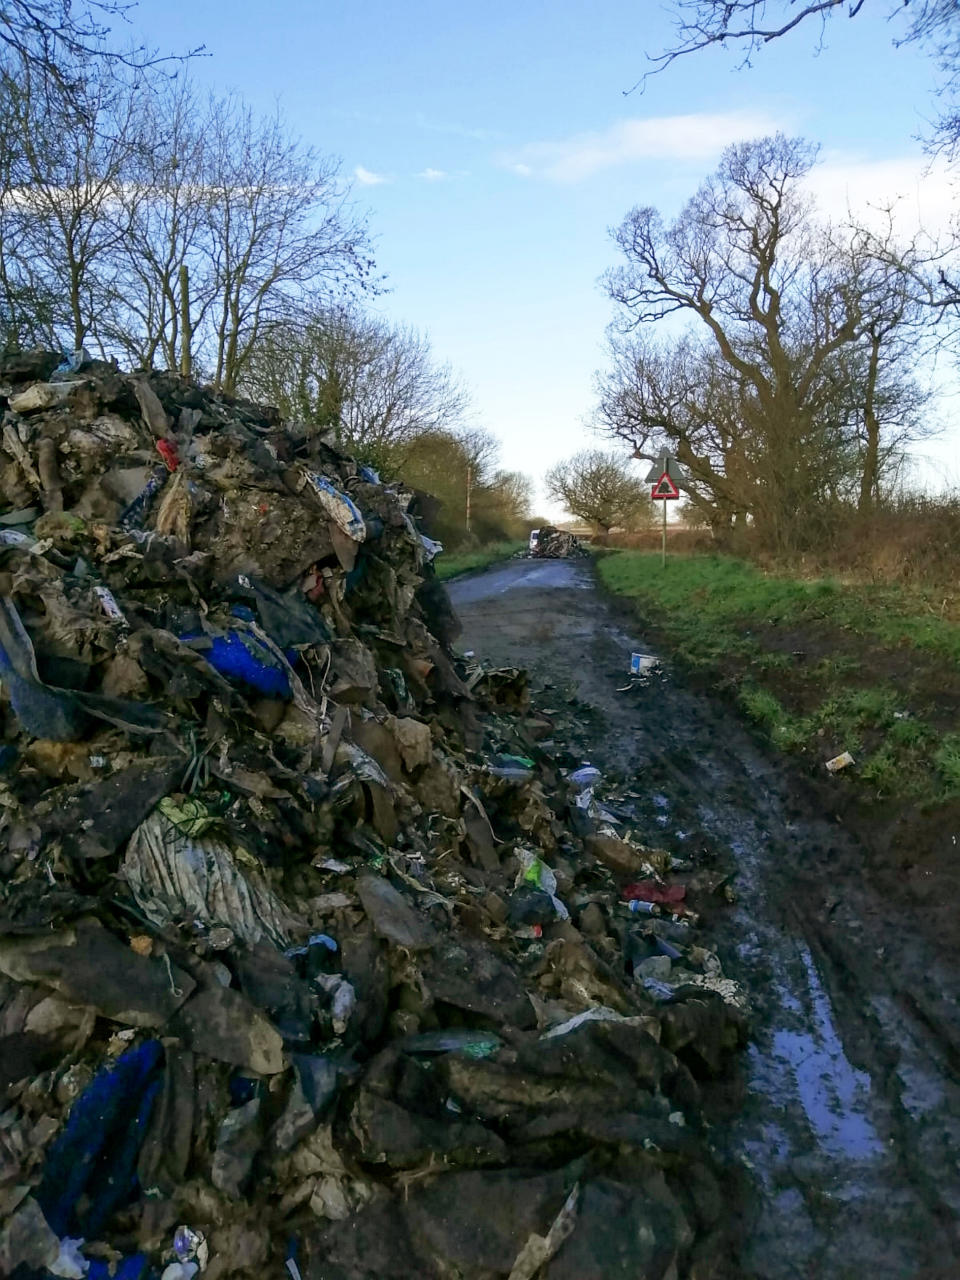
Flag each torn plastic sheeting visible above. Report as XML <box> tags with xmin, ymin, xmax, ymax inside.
<box><xmin>622</xmin><ymin>880</ymin><xmax>687</xmax><ymax>906</ymax></box>
<box><xmin>401</xmin><ymin>1030</ymin><xmax>503</xmax><ymax>1059</ymax></box>
<box><xmin>314</xmin><ymin>972</ymin><xmax>356</xmax><ymax>1035</ymax></box>
<box><xmin>671</xmin><ymin>970</ymin><xmax>749</xmax><ymax>1012</ymax></box>
<box><xmin>487</xmin><ymin>752</ymin><xmax>535</xmax><ymax>782</ymax></box>
<box><xmin>231</xmin><ymin>575</ymin><xmax>331</xmax><ymax>649</ymax></box>
<box><xmin>0</xmin><ymin>596</ymin><xmax>168</xmax><ymax>740</ymax></box>
<box><xmin>118</xmin><ymin>466</ymin><xmax>168</xmax><ymax>531</ymax></box>
<box><xmin>0</xmin><ymin>527</ymin><xmax>37</xmax><ymax>549</ymax></box>
<box><xmin>568</xmin><ymin>765</ymin><xmax>601</xmax><ymax>790</ymax></box>
<box><xmin>37</xmin><ymin>1040</ymin><xmax>164</xmax><ymax>1240</ymax></box>
<box><xmin>94</xmin><ymin>585</ymin><xmax>126</xmax><ymax>624</ymax></box>
<box><xmin>124</xmin><ymin>809</ymin><xmax>302</xmax><ymax>949</ymax></box>
<box><xmin>515</xmin><ymin>849</ymin><xmax>569</xmax><ymax>921</ymax></box>
<box><xmin>285</xmin><ymin>933</ymin><xmax>338</xmax><ymax>959</ymax></box>
<box><xmin>179</xmin><ymin>626</ymin><xmax>296</xmax><ymax>700</ymax></box>
<box><xmin>49</xmin><ymin>1236</ymin><xmax>89</xmax><ymax>1278</ymax></box>
<box><xmin>542</xmin><ymin>1006</ymin><xmax>651</xmax><ymax>1040</ymax></box>
<box><xmin>160</xmin><ymin>1264</ymin><xmax>196</xmax><ymax>1280</ymax></box>
<box><xmin>419</xmin><ymin>534</ymin><xmax>443</xmax><ymax>562</ymax></box>
<box><xmin>335</xmin><ymin>739</ymin><xmax>394</xmax><ymax>792</ymax></box>
<box><xmin>301</xmin><ymin>472</ymin><xmax>366</xmax><ymax>541</ymax></box>
<box><xmin>54</xmin><ymin>347</ymin><xmax>91</xmax><ymax>375</ymax></box>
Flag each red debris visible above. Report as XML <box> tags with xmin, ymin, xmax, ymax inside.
<box><xmin>156</xmin><ymin>438</ymin><xmax>179</xmax><ymax>471</ymax></box>
<box><xmin>622</xmin><ymin>880</ymin><xmax>687</xmax><ymax>906</ymax></box>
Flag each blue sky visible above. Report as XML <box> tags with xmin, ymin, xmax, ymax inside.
<box><xmin>132</xmin><ymin>1</ymin><xmax>953</xmax><ymax>514</ymax></box>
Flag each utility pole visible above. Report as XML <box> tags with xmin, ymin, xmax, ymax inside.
<box><xmin>465</xmin><ymin>463</ymin><xmax>472</xmax><ymax>535</ymax></box>
<box><xmin>179</xmin><ymin>264</ymin><xmax>192</xmax><ymax>379</ymax></box>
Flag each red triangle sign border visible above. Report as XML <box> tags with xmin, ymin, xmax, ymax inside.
<box><xmin>651</xmin><ymin>471</ymin><xmax>680</xmax><ymax>500</ymax></box>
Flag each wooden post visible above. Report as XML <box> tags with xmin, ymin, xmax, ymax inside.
<box><xmin>179</xmin><ymin>264</ymin><xmax>192</xmax><ymax>379</ymax></box>
<box><xmin>465</xmin><ymin>463</ymin><xmax>472</xmax><ymax>535</ymax></box>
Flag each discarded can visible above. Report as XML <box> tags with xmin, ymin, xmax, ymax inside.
<box><xmin>94</xmin><ymin>585</ymin><xmax>127</xmax><ymax>624</ymax></box>
<box><xmin>627</xmin><ymin>899</ymin><xmax>660</xmax><ymax>916</ymax></box>
<box><xmin>825</xmin><ymin>751</ymin><xmax>855</xmax><ymax>773</ymax></box>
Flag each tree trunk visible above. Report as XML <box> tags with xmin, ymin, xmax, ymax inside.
<box><xmin>858</xmin><ymin>333</ymin><xmax>882</xmax><ymax>513</ymax></box>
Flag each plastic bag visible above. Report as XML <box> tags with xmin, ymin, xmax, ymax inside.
<box><xmin>124</xmin><ymin>810</ymin><xmax>302</xmax><ymax>948</ymax></box>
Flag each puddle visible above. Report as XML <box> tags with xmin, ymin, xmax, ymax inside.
<box><xmin>750</xmin><ymin>947</ymin><xmax>885</xmax><ymax>1161</ymax></box>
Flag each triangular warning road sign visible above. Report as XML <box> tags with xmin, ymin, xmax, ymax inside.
<box><xmin>651</xmin><ymin>471</ymin><xmax>680</xmax><ymax>500</ymax></box>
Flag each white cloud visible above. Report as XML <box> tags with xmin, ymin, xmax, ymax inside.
<box><xmin>354</xmin><ymin>165</ymin><xmax>389</xmax><ymax>187</ymax></box>
<box><xmin>418</xmin><ymin>168</ymin><xmax>448</xmax><ymax>181</ymax></box>
<box><xmin>499</xmin><ymin>110</ymin><xmax>783</xmax><ymax>183</ymax></box>
<box><xmin>804</xmin><ymin>153</ymin><xmax>956</xmax><ymax>238</ymax></box>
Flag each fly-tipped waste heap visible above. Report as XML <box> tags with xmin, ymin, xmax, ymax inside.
<box><xmin>0</xmin><ymin>352</ymin><xmax>746</xmax><ymax>1280</ymax></box>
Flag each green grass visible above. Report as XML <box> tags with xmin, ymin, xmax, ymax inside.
<box><xmin>435</xmin><ymin>540</ymin><xmax>525</xmax><ymax>581</ymax></box>
<box><xmin>597</xmin><ymin>551</ymin><xmax>960</xmax><ymax>803</ymax></box>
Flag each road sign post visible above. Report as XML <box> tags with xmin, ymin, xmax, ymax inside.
<box><xmin>650</xmin><ymin>468</ymin><xmax>680</xmax><ymax>567</ymax></box>
<box><xmin>662</xmin><ymin>490</ymin><xmax>666</xmax><ymax>568</ymax></box>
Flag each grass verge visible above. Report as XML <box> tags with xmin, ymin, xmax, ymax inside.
<box><xmin>596</xmin><ymin>550</ymin><xmax>960</xmax><ymax>804</ymax></box>
<box><xmin>435</xmin><ymin>540</ymin><xmax>525</xmax><ymax>581</ymax></box>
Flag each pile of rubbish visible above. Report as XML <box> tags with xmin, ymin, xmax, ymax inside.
<box><xmin>529</xmin><ymin>527</ymin><xmax>583</xmax><ymax>559</ymax></box>
<box><xmin>0</xmin><ymin>352</ymin><xmax>747</xmax><ymax>1280</ymax></box>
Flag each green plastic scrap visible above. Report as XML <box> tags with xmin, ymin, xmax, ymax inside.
<box><xmin>523</xmin><ymin>857</ymin><xmax>545</xmax><ymax>888</ymax></box>
<box><xmin>159</xmin><ymin>795</ymin><xmax>217</xmax><ymax>837</ymax></box>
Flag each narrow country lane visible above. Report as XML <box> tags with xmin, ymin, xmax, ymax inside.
<box><xmin>450</xmin><ymin>557</ymin><xmax>960</xmax><ymax>1280</ymax></box>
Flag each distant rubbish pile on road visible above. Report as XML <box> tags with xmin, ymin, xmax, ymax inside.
<box><xmin>0</xmin><ymin>351</ymin><xmax>746</xmax><ymax>1279</ymax></box>
<box><xmin>529</xmin><ymin>526</ymin><xmax>585</xmax><ymax>559</ymax></box>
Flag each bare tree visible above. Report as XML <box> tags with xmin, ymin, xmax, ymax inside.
<box><xmin>100</xmin><ymin>76</ymin><xmax>210</xmax><ymax>369</ymax></box>
<box><xmin>545</xmin><ymin>450</ymin><xmax>652</xmax><ymax>534</ymax></box>
<box><xmin>646</xmin><ymin>2</ymin><xmax>960</xmax><ymax>156</ymax></box>
<box><xmin>597</xmin><ymin>332</ymin><xmax>759</xmax><ymax>534</ymax></box>
<box><xmin>0</xmin><ymin>63</ymin><xmax>140</xmax><ymax>352</ymax></box>
<box><xmin>0</xmin><ymin>67</ymin><xmax>377</xmax><ymax>379</ymax></box>
<box><xmin>199</xmin><ymin>100</ymin><xmax>375</xmax><ymax>396</ymax></box>
<box><xmin>603</xmin><ymin>134</ymin><xmax>931</xmax><ymax>547</ymax></box>
<box><xmin>0</xmin><ymin>1</ymin><xmax>200</xmax><ymax>119</ymax></box>
<box><xmin>241</xmin><ymin>307</ymin><xmax>469</xmax><ymax>469</ymax></box>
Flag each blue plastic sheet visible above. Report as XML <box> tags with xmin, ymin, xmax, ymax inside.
<box><xmin>179</xmin><ymin>628</ymin><xmax>296</xmax><ymax>699</ymax></box>
<box><xmin>301</xmin><ymin>473</ymin><xmax>366</xmax><ymax>540</ymax></box>
<box><xmin>37</xmin><ymin>1041</ymin><xmax>163</xmax><ymax>1238</ymax></box>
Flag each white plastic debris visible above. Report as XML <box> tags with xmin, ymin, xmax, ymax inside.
<box><xmin>124</xmin><ymin>810</ymin><xmax>302</xmax><ymax>948</ymax></box>
<box><xmin>49</xmin><ymin>1238</ymin><xmax>89</xmax><ymax>1279</ymax></box>
<box><xmin>94</xmin><ymin>585</ymin><xmax>127</xmax><ymax>624</ymax></box>
<box><xmin>301</xmin><ymin>472</ymin><xmax>366</xmax><ymax>540</ymax></box>
<box><xmin>542</xmin><ymin>1006</ymin><xmax>640</xmax><ymax>1039</ymax></box>
<box><xmin>161</xmin><ymin>1265</ymin><xmax>198</xmax><ymax>1280</ymax></box>
<box><xmin>825</xmin><ymin>751</ymin><xmax>855</xmax><ymax>773</ymax></box>
<box><xmin>314</xmin><ymin>972</ymin><xmax>357</xmax><ymax>1035</ymax></box>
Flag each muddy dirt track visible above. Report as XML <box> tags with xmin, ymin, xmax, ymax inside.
<box><xmin>450</xmin><ymin>558</ymin><xmax>960</xmax><ymax>1280</ymax></box>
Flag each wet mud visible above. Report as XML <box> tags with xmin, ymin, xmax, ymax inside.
<box><xmin>450</xmin><ymin>558</ymin><xmax>960</xmax><ymax>1280</ymax></box>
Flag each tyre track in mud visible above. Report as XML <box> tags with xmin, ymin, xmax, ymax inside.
<box><xmin>450</xmin><ymin>557</ymin><xmax>960</xmax><ymax>1280</ymax></box>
